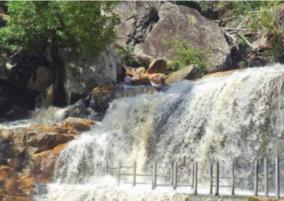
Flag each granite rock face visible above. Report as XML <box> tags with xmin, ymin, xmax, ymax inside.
<box><xmin>115</xmin><ymin>2</ymin><xmax>230</xmax><ymax>71</ymax></box>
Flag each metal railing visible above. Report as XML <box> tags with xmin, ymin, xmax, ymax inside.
<box><xmin>102</xmin><ymin>157</ymin><xmax>282</xmax><ymax>199</ymax></box>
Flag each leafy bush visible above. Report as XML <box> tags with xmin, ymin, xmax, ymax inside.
<box><xmin>167</xmin><ymin>39</ymin><xmax>208</xmax><ymax>71</ymax></box>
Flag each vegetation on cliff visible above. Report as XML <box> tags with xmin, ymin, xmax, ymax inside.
<box><xmin>167</xmin><ymin>39</ymin><xmax>208</xmax><ymax>72</ymax></box>
<box><xmin>178</xmin><ymin>1</ymin><xmax>284</xmax><ymax>66</ymax></box>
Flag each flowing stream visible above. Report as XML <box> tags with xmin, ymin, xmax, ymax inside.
<box><xmin>36</xmin><ymin>65</ymin><xmax>284</xmax><ymax>201</ymax></box>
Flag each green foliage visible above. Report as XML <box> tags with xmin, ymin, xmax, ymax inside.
<box><xmin>0</xmin><ymin>1</ymin><xmax>119</xmax><ymax>58</ymax></box>
<box><xmin>210</xmin><ymin>1</ymin><xmax>284</xmax><ymax>61</ymax></box>
<box><xmin>167</xmin><ymin>39</ymin><xmax>208</xmax><ymax>71</ymax></box>
<box><xmin>215</xmin><ymin>1</ymin><xmax>278</xmax><ymax>17</ymax></box>
<box><xmin>247</xmin><ymin>3</ymin><xmax>284</xmax><ymax>60</ymax></box>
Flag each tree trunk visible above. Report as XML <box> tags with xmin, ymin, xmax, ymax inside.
<box><xmin>49</xmin><ymin>38</ymin><xmax>66</xmax><ymax>107</ymax></box>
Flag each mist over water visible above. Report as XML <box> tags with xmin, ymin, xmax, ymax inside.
<box><xmin>37</xmin><ymin>65</ymin><xmax>284</xmax><ymax>200</ymax></box>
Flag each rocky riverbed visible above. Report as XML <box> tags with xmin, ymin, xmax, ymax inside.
<box><xmin>0</xmin><ymin>117</ymin><xmax>95</xmax><ymax>201</ymax></box>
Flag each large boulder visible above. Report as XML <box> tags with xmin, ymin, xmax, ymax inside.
<box><xmin>64</xmin><ymin>46</ymin><xmax>122</xmax><ymax>103</ymax></box>
<box><xmin>115</xmin><ymin>2</ymin><xmax>230</xmax><ymax>70</ymax></box>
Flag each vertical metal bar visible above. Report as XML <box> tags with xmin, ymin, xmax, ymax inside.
<box><xmin>254</xmin><ymin>160</ymin><xmax>258</xmax><ymax>196</ymax></box>
<box><xmin>170</xmin><ymin>161</ymin><xmax>174</xmax><ymax>185</ymax></box>
<box><xmin>264</xmin><ymin>157</ymin><xmax>268</xmax><ymax>197</ymax></box>
<box><xmin>152</xmin><ymin>161</ymin><xmax>157</xmax><ymax>190</ymax></box>
<box><xmin>194</xmin><ymin>161</ymin><xmax>198</xmax><ymax>195</ymax></box>
<box><xmin>209</xmin><ymin>162</ymin><xmax>213</xmax><ymax>195</ymax></box>
<box><xmin>117</xmin><ymin>161</ymin><xmax>121</xmax><ymax>186</ymax></box>
<box><xmin>105</xmin><ymin>161</ymin><xmax>108</xmax><ymax>175</ymax></box>
<box><xmin>231</xmin><ymin>161</ymin><xmax>235</xmax><ymax>195</ymax></box>
<box><xmin>133</xmin><ymin>161</ymin><xmax>136</xmax><ymax>186</ymax></box>
<box><xmin>215</xmin><ymin>162</ymin><xmax>219</xmax><ymax>196</ymax></box>
<box><xmin>275</xmin><ymin>156</ymin><xmax>280</xmax><ymax>199</ymax></box>
<box><xmin>173</xmin><ymin>161</ymin><xmax>177</xmax><ymax>190</ymax></box>
<box><xmin>191</xmin><ymin>162</ymin><xmax>195</xmax><ymax>187</ymax></box>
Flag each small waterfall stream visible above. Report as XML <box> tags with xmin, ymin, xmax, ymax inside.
<box><xmin>36</xmin><ymin>65</ymin><xmax>284</xmax><ymax>201</ymax></box>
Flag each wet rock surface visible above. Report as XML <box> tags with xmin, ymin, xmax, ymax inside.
<box><xmin>0</xmin><ymin>117</ymin><xmax>95</xmax><ymax>201</ymax></box>
<box><xmin>65</xmin><ymin>84</ymin><xmax>158</xmax><ymax>121</ymax></box>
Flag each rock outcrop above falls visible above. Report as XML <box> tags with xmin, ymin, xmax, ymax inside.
<box><xmin>0</xmin><ymin>117</ymin><xmax>95</xmax><ymax>201</ymax></box>
<box><xmin>115</xmin><ymin>2</ymin><xmax>231</xmax><ymax>70</ymax></box>
<box><xmin>64</xmin><ymin>45</ymin><xmax>122</xmax><ymax>103</ymax></box>
<box><xmin>65</xmin><ymin>84</ymin><xmax>158</xmax><ymax>120</ymax></box>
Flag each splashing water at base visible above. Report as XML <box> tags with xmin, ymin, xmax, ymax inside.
<box><xmin>37</xmin><ymin>65</ymin><xmax>284</xmax><ymax>200</ymax></box>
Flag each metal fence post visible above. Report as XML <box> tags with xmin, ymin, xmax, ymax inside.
<box><xmin>231</xmin><ymin>161</ymin><xmax>235</xmax><ymax>195</ymax></box>
<box><xmin>133</xmin><ymin>161</ymin><xmax>136</xmax><ymax>186</ymax></box>
<box><xmin>152</xmin><ymin>161</ymin><xmax>157</xmax><ymax>190</ymax></box>
<box><xmin>209</xmin><ymin>162</ymin><xmax>213</xmax><ymax>195</ymax></box>
<box><xmin>173</xmin><ymin>161</ymin><xmax>177</xmax><ymax>190</ymax></box>
<box><xmin>191</xmin><ymin>162</ymin><xmax>195</xmax><ymax>187</ymax></box>
<box><xmin>264</xmin><ymin>157</ymin><xmax>268</xmax><ymax>197</ymax></box>
<box><xmin>170</xmin><ymin>161</ymin><xmax>174</xmax><ymax>185</ymax></box>
<box><xmin>215</xmin><ymin>161</ymin><xmax>219</xmax><ymax>196</ymax></box>
<box><xmin>117</xmin><ymin>161</ymin><xmax>121</xmax><ymax>186</ymax></box>
<box><xmin>254</xmin><ymin>160</ymin><xmax>258</xmax><ymax>196</ymax></box>
<box><xmin>194</xmin><ymin>161</ymin><xmax>198</xmax><ymax>195</ymax></box>
<box><xmin>275</xmin><ymin>156</ymin><xmax>280</xmax><ymax>199</ymax></box>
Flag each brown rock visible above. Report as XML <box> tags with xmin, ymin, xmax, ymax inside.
<box><xmin>0</xmin><ymin>194</ymin><xmax>31</xmax><ymax>201</ymax></box>
<box><xmin>123</xmin><ymin>66</ymin><xmax>146</xmax><ymax>78</ymax></box>
<box><xmin>91</xmin><ymin>85</ymin><xmax>116</xmax><ymax>113</ymax></box>
<box><xmin>148</xmin><ymin>73</ymin><xmax>166</xmax><ymax>86</ymax></box>
<box><xmin>125</xmin><ymin>74</ymin><xmax>150</xmax><ymax>85</ymax></box>
<box><xmin>17</xmin><ymin>174</ymin><xmax>35</xmax><ymax>195</ymax></box>
<box><xmin>62</xmin><ymin>117</ymin><xmax>95</xmax><ymax>132</ymax></box>
<box><xmin>24</xmin><ymin>117</ymin><xmax>95</xmax><ymax>154</ymax></box>
<box><xmin>2</xmin><ymin>172</ymin><xmax>18</xmax><ymax>195</ymax></box>
<box><xmin>134</xmin><ymin>67</ymin><xmax>146</xmax><ymax>78</ymax></box>
<box><xmin>0</xmin><ymin>116</ymin><xmax>95</xmax><ymax>200</ymax></box>
<box><xmin>0</xmin><ymin>166</ymin><xmax>14</xmax><ymax>183</ymax></box>
<box><xmin>124</xmin><ymin>66</ymin><xmax>134</xmax><ymax>77</ymax></box>
<box><xmin>26</xmin><ymin>131</ymin><xmax>74</xmax><ymax>154</ymax></box>
<box><xmin>31</xmin><ymin>144</ymin><xmax>67</xmax><ymax>183</ymax></box>
<box><xmin>147</xmin><ymin>59</ymin><xmax>167</xmax><ymax>74</ymax></box>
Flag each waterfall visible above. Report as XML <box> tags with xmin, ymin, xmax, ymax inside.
<box><xmin>36</xmin><ymin>65</ymin><xmax>284</xmax><ymax>200</ymax></box>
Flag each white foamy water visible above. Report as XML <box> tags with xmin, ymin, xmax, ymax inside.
<box><xmin>37</xmin><ymin>65</ymin><xmax>284</xmax><ymax>200</ymax></box>
<box><xmin>0</xmin><ymin>106</ymin><xmax>69</xmax><ymax>129</ymax></box>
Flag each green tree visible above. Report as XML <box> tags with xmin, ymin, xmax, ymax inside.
<box><xmin>0</xmin><ymin>1</ymin><xmax>119</xmax><ymax>106</ymax></box>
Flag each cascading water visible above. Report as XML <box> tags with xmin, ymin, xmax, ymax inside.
<box><xmin>36</xmin><ymin>65</ymin><xmax>284</xmax><ymax>201</ymax></box>
<box><xmin>0</xmin><ymin>106</ymin><xmax>69</xmax><ymax>129</ymax></box>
